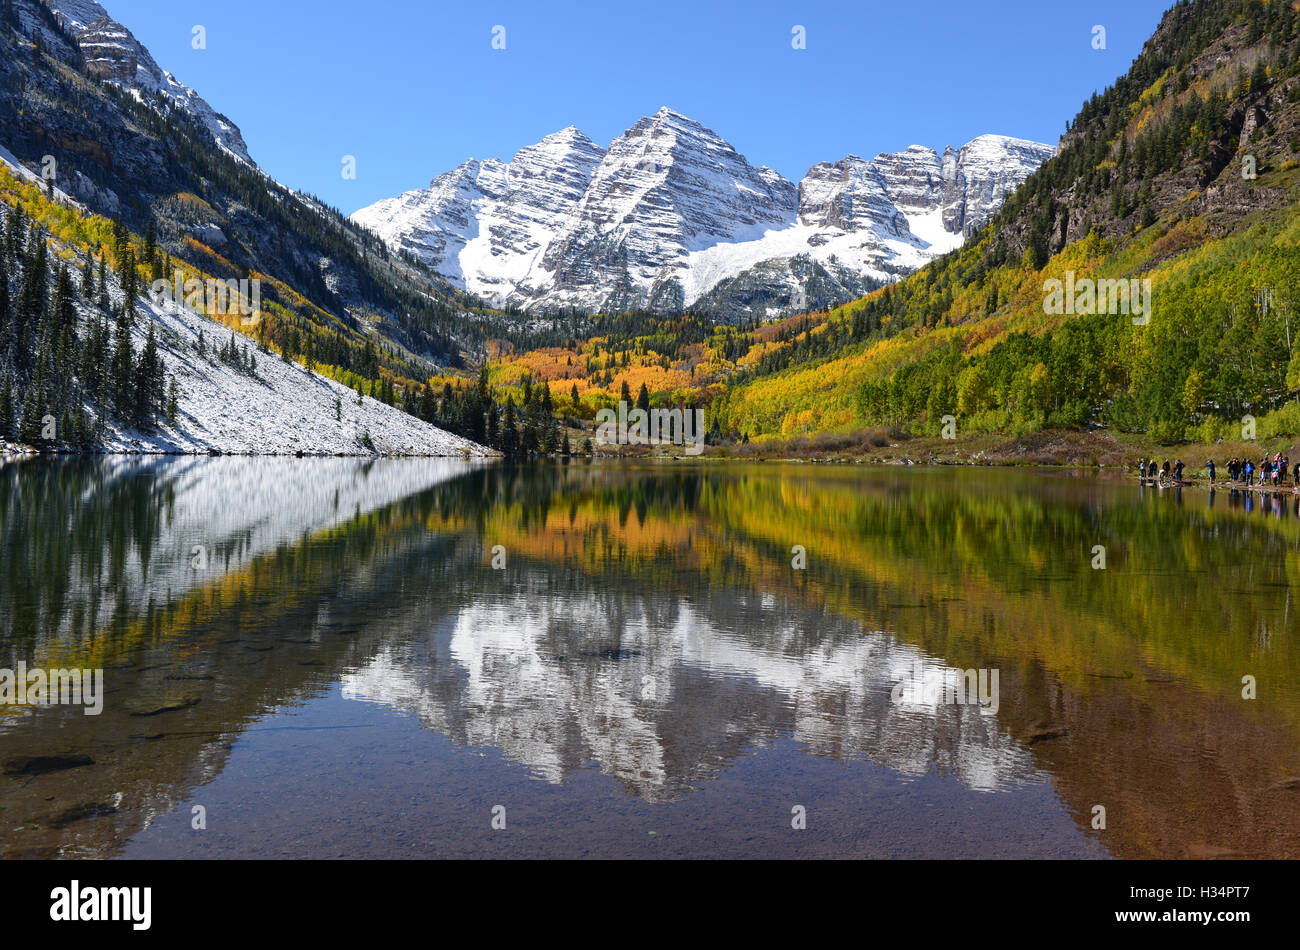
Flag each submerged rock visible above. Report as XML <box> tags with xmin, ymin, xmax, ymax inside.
<box><xmin>1025</xmin><ymin>725</ymin><xmax>1069</xmax><ymax>744</ymax></box>
<box><xmin>4</xmin><ymin>755</ymin><xmax>94</xmax><ymax>776</ymax></box>
<box><xmin>125</xmin><ymin>697</ymin><xmax>200</xmax><ymax>716</ymax></box>
<box><xmin>50</xmin><ymin>802</ymin><xmax>119</xmax><ymax>828</ymax></box>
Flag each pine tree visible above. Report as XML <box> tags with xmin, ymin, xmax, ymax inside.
<box><xmin>1250</xmin><ymin>59</ymin><xmax>1268</xmax><ymax>95</ymax></box>
<box><xmin>51</xmin><ymin>264</ymin><xmax>74</xmax><ymax>341</ymax></box>
<box><xmin>132</xmin><ymin>323</ymin><xmax>163</xmax><ymax>427</ymax></box>
<box><xmin>120</xmin><ymin>247</ymin><xmax>137</xmax><ymax>317</ymax></box>
<box><xmin>81</xmin><ymin>254</ymin><xmax>93</xmax><ymax>297</ymax></box>
<box><xmin>111</xmin><ymin>305</ymin><xmax>134</xmax><ymax>416</ymax></box>
<box><xmin>636</xmin><ymin>382</ymin><xmax>650</xmax><ymax>413</ymax></box>
<box><xmin>166</xmin><ymin>375</ymin><xmax>178</xmax><ymax>426</ymax></box>
<box><xmin>111</xmin><ymin>217</ymin><xmax>127</xmax><ymax>268</ymax></box>
<box><xmin>5</xmin><ymin>204</ymin><xmax>24</xmax><ymax>262</ymax></box>
<box><xmin>17</xmin><ymin>231</ymin><xmax>49</xmax><ymax>357</ymax></box>
<box><xmin>0</xmin><ymin>252</ymin><xmax>9</xmax><ymax>356</ymax></box>
<box><xmin>0</xmin><ymin>372</ymin><xmax>13</xmax><ymax>441</ymax></box>
<box><xmin>18</xmin><ymin>364</ymin><xmax>45</xmax><ymax>445</ymax></box>
<box><xmin>501</xmin><ymin>398</ymin><xmax>518</xmax><ymax>455</ymax></box>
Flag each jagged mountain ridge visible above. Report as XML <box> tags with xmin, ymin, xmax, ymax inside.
<box><xmin>29</xmin><ymin>0</ymin><xmax>252</xmax><ymax>163</ymax></box>
<box><xmin>1</xmin><ymin>0</ymin><xmax>505</xmax><ymax>378</ymax></box>
<box><xmin>351</xmin><ymin>108</ymin><xmax>1054</xmax><ymax>318</ymax></box>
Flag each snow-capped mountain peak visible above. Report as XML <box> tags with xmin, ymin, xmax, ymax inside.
<box><xmin>351</xmin><ymin>111</ymin><xmax>1054</xmax><ymax>319</ymax></box>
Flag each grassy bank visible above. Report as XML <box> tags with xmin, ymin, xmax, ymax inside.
<box><xmin>588</xmin><ymin>425</ymin><xmax>1300</xmax><ymax>477</ymax></box>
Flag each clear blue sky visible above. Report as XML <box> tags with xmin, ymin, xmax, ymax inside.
<box><xmin>107</xmin><ymin>0</ymin><xmax>1173</xmax><ymax>215</ymax></box>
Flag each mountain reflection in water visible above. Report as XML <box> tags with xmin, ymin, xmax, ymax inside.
<box><xmin>1</xmin><ymin>458</ymin><xmax>1296</xmax><ymax>859</ymax></box>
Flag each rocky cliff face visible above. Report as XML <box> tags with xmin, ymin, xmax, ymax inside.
<box><xmin>940</xmin><ymin>135</ymin><xmax>1059</xmax><ymax>236</ymax></box>
<box><xmin>39</xmin><ymin>0</ymin><xmax>252</xmax><ymax>163</ymax></box>
<box><xmin>77</xmin><ymin>16</ymin><xmax>136</xmax><ymax>80</ymax></box>
<box><xmin>352</xmin><ymin>110</ymin><xmax>1054</xmax><ymax>319</ymax></box>
<box><xmin>2</xmin><ymin>0</ymin><xmax>482</xmax><ymax>370</ymax></box>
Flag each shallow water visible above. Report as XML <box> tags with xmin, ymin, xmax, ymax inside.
<box><xmin>0</xmin><ymin>457</ymin><xmax>1296</xmax><ymax>858</ymax></box>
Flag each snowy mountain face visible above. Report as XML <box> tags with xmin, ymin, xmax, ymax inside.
<box><xmin>37</xmin><ymin>0</ymin><xmax>253</xmax><ymax>163</ymax></box>
<box><xmin>352</xmin><ymin>109</ymin><xmax>1054</xmax><ymax>319</ymax></box>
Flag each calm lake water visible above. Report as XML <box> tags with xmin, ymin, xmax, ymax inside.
<box><xmin>0</xmin><ymin>457</ymin><xmax>1297</xmax><ymax>859</ymax></box>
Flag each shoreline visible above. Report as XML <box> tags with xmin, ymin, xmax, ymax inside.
<box><xmin>0</xmin><ymin>445</ymin><xmax>493</xmax><ymax>460</ymax></box>
<box><xmin>6</xmin><ymin>423</ymin><xmax>1300</xmax><ymax>472</ymax></box>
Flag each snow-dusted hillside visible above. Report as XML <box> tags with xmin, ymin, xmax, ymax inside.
<box><xmin>106</xmin><ymin>287</ymin><xmax>488</xmax><ymax>457</ymax></box>
<box><xmin>0</xmin><ymin>152</ymin><xmax>486</xmax><ymax>457</ymax></box>
<box><xmin>352</xmin><ymin>108</ymin><xmax>1055</xmax><ymax>317</ymax></box>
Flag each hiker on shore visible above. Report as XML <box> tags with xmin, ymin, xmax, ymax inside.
<box><xmin>1245</xmin><ymin>459</ymin><xmax>1255</xmax><ymax>484</ymax></box>
<box><xmin>1162</xmin><ymin>460</ymin><xmax>1171</xmax><ymax>480</ymax></box>
<box><xmin>1206</xmin><ymin>459</ymin><xmax>1215</xmax><ymax>484</ymax></box>
<box><xmin>1174</xmin><ymin>460</ymin><xmax>1185</xmax><ymax>482</ymax></box>
<box><xmin>1228</xmin><ymin>457</ymin><xmax>1239</xmax><ymax>482</ymax></box>
<box><xmin>1148</xmin><ymin>460</ymin><xmax>1158</xmax><ymax>480</ymax></box>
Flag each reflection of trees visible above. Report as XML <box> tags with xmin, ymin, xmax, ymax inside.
<box><xmin>0</xmin><ymin>456</ymin><xmax>485</xmax><ymax>661</ymax></box>
<box><xmin>461</xmin><ymin>465</ymin><xmax>1300</xmax><ymax>726</ymax></box>
<box><xmin>3</xmin><ymin>459</ymin><xmax>1300</xmax><ymax>857</ymax></box>
<box><xmin>0</xmin><ymin>457</ymin><xmax>487</xmax><ymax>858</ymax></box>
<box><xmin>398</xmin><ymin>463</ymin><xmax>1300</xmax><ymax>855</ymax></box>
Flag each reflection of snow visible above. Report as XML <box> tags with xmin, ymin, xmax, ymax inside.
<box><xmin>341</xmin><ymin>591</ymin><xmax>1042</xmax><ymax>799</ymax></box>
<box><xmin>27</xmin><ymin>457</ymin><xmax>484</xmax><ymax>646</ymax></box>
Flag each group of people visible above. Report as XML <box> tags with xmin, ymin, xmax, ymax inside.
<box><xmin>1223</xmin><ymin>454</ymin><xmax>1296</xmax><ymax>487</ymax></box>
<box><xmin>1139</xmin><ymin>459</ymin><xmax>1185</xmax><ymax>482</ymax></box>
<box><xmin>1142</xmin><ymin>453</ymin><xmax>1299</xmax><ymax>487</ymax></box>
